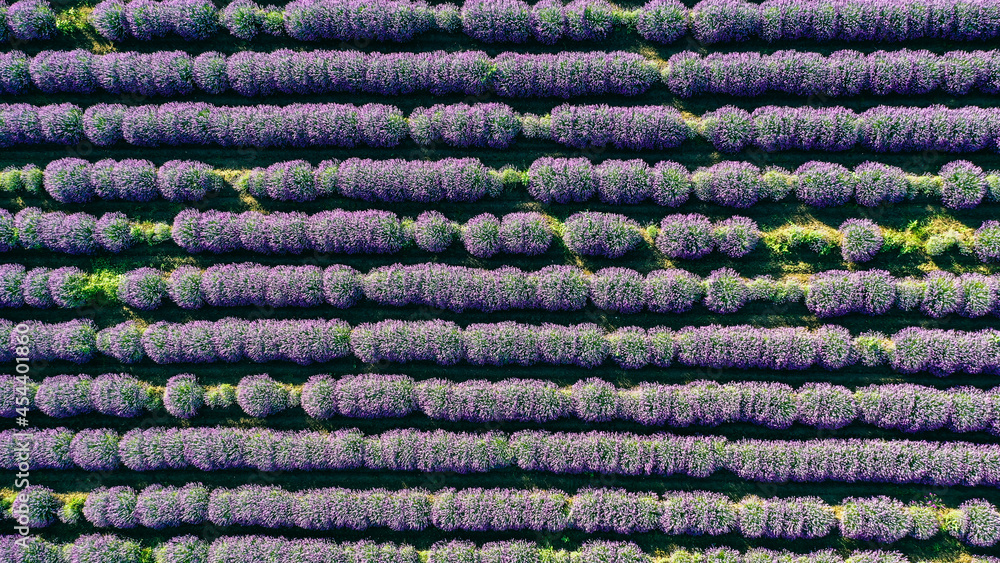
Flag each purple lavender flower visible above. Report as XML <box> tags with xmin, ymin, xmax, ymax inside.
<box><xmin>0</xmin><ymin>264</ymin><xmax>25</xmax><ymax>308</ymax></box>
<box><xmin>0</xmin><ymin>210</ymin><xmax>15</xmax><ymax>252</ymax></box>
<box><xmin>940</xmin><ymin>160</ymin><xmax>987</xmax><ymax>209</ymax></box>
<box><xmin>841</xmin><ymin>496</ymin><xmax>912</xmax><ymax>543</ymax></box>
<box><xmin>549</xmin><ymin>104</ymin><xmax>689</xmax><ymax>150</ymax></box>
<box><xmin>713</xmin><ymin>216</ymin><xmax>759</xmax><ymax>258</ymax></box>
<box><xmin>563</xmin><ymin>0</ymin><xmax>613</xmax><ymax>40</ymax></box>
<box><xmin>657</xmin><ymin>213</ymin><xmax>714</xmax><ymax>259</ymax></box>
<box><xmin>533</xmin><ymin>265</ymin><xmax>587</xmax><ymax>311</ymax></box>
<box><xmin>6</xmin><ymin>0</ymin><xmax>55</xmax><ymax>40</ymax></box>
<box><xmin>158</xmin><ymin>160</ymin><xmax>221</xmax><ymax>202</ymax></box>
<box><xmin>163</xmin><ymin>374</ymin><xmax>203</xmax><ymax>419</ymax></box>
<box><xmin>690</xmin><ymin>0</ymin><xmax>758</xmax><ymax>44</ymax></box>
<box><xmin>69</xmin><ymin>429</ymin><xmax>121</xmax><ymax>471</ymax></box>
<box><xmin>704</xmin><ymin>268</ymin><xmax>748</xmax><ymax>314</ymax></box>
<box><xmin>461</xmin><ymin>0</ymin><xmax>531</xmax><ymax>42</ymax></box>
<box><xmin>46</xmin><ymin>266</ymin><xmax>86</xmax><ymax>308</ymax></box>
<box><xmin>412</xmin><ymin>210</ymin><xmax>456</xmax><ymax>252</ymax></box>
<box><xmin>0</xmin><ymin>52</ymin><xmax>30</xmax><ymax>95</ymax></box>
<box><xmin>796</xmin><ymin>161</ymin><xmax>855</xmax><ymax>207</ymax></box>
<box><xmin>11</xmin><ymin>485</ymin><xmax>58</xmax><ymax>528</ymax></box>
<box><xmin>193</xmin><ymin>51</ymin><xmax>229</xmax><ymax>94</ymax></box>
<box><xmin>608</xmin><ymin>327</ymin><xmax>650</xmax><ymax>369</ymax></box>
<box><xmin>82</xmin><ymin>104</ymin><xmax>125</xmax><ymax>146</ymax></box>
<box><xmin>90</xmin><ymin>0</ymin><xmax>128</xmax><ymax>40</ymax></box>
<box><xmin>975</xmin><ymin>221</ymin><xmax>1000</xmax><ymax>262</ymax></box>
<box><xmin>840</xmin><ymin>219</ymin><xmax>883</xmax><ymax>263</ymax></box>
<box><xmin>236</xmin><ymin>374</ymin><xmax>289</xmax><ymax>418</ymax></box>
<box><xmin>636</xmin><ymin>0</ymin><xmax>686</xmax><ymax>43</ymax></box>
<box><xmin>590</xmin><ymin>267</ymin><xmax>645</xmax><ymax>313</ymax></box>
<box><xmin>351</xmin><ymin>319</ymin><xmax>463</xmax><ymax>365</ymax></box>
<box><xmin>166</xmin><ymin>266</ymin><xmax>203</xmax><ymax>309</ymax></box>
<box><xmin>920</xmin><ymin>271</ymin><xmax>964</xmax><ymax>318</ymax></box>
<box><xmin>96</xmin><ymin>321</ymin><xmax>146</xmax><ymax>364</ymax></box>
<box><xmin>499</xmin><ymin>211</ymin><xmax>551</xmax><ymax>255</ymax></box>
<box><xmin>646</xmin><ymin>269</ymin><xmax>703</xmax><ymax>313</ymax></box>
<box><xmin>92</xmin><ymin>159</ymin><xmax>158</xmax><ymax>201</ymax></box>
<box><xmin>323</xmin><ymin>265</ymin><xmax>361</xmax><ymax>308</ymax></box>
<box><xmin>564</xmin><ymin>212</ymin><xmax>642</xmax><ymax>258</ymax></box>
<box><xmin>701</xmin><ymin>106</ymin><xmax>753</xmax><ymax>152</ymax></box>
<box><xmin>596</xmin><ymin>159</ymin><xmax>652</xmax><ymax>204</ymax></box>
<box><xmin>337</xmin><ymin>374</ymin><xmax>415</xmax><ymax>419</ymax></box>
<box><xmin>35</xmin><ymin>374</ymin><xmax>93</xmax><ymax>418</ymax></box>
<box><xmin>117</xmin><ymin>268</ymin><xmax>165</xmax><ymax>310</ymax></box>
<box><xmin>90</xmin><ymin>373</ymin><xmax>148</xmax><ymax>418</ymax></box>
<box><xmin>410</xmin><ymin>103</ymin><xmax>520</xmax><ymax>148</ymax></box>
<box><xmin>527</xmin><ymin>157</ymin><xmax>595</xmax><ymax>203</ymax></box>
<box><xmin>853</xmin><ymin>162</ymin><xmax>907</xmax><ymax>207</ymax></box>
<box><xmin>650</xmin><ymin>161</ymin><xmax>692</xmax><ymax>206</ymax></box>
<box><xmin>29</xmin><ymin>50</ymin><xmax>96</xmax><ymax>94</ymax></box>
<box><xmin>693</xmin><ymin>161</ymin><xmax>761</xmax><ymax>208</ymax></box>
<box><xmin>462</xmin><ymin>213</ymin><xmax>501</xmax><ymax>258</ymax></box>
<box><xmin>94</xmin><ymin>212</ymin><xmax>135</xmax><ymax>252</ymax></box>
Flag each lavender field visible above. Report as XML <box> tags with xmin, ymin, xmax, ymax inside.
<box><xmin>1</xmin><ymin>0</ymin><xmax>1000</xmax><ymax>561</ymax></box>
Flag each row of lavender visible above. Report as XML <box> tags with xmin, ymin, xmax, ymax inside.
<box><xmin>9</xmin><ymin>484</ymin><xmax>999</xmax><ymax>546</ymax></box>
<box><xmin>0</xmin><ymin>535</ymin><xmax>960</xmax><ymax>563</ymax></box>
<box><xmin>7</xmin><ymin>262</ymin><xmax>1000</xmax><ymax>322</ymax></box>
<box><xmin>8</xmin><ymin>0</ymin><xmax>1000</xmax><ymax>44</ymax></box>
<box><xmin>9</xmin><ymin>49</ymin><xmax>1000</xmax><ymax>100</ymax></box>
<box><xmin>7</xmin><ymin>102</ymin><xmax>1000</xmax><ymax>153</ymax></box>
<box><xmin>9</xmin><ymin>371</ymin><xmax>998</xmax><ymax>435</ymax></box>
<box><xmin>5</xmin><ymin>207</ymin><xmax>999</xmax><ymax>264</ymax></box>
<box><xmin>30</xmin><ymin>156</ymin><xmax>1000</xmax><ymax>210</ymax></box>
<box><xmin>6</xmin><ymin>426</ymin><xmax>1000</xmax><ymax>488</ymax></box>
<box><xmin>5</xmin><ymin>50</ymin><xmax>663</xmax><ymax>99</ymax></box>
<box><xmin>5</xmin><ymin>317</ymin><xmax>1000</xmax><ymax>376</ymax></box>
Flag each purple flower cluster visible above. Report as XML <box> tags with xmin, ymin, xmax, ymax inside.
<box><xmin>350</xmin><ymin>320</ymin><xmax>464</xmax><ymax>366</ymax></box>
<box><xmin>17</xmin><ymin>316</ymin><xmax>1000</xmax><ymax>375</ymax></box>
<box><xmin>240</xmin><ymin>157</ymin><xmax>499</xmax><ymax>203</ymax></box>
<box><xmin>409</xmin><ymin>103</ymin><xmax>520</xmax><ymax>149</ymax></box>
<box><xmin>5</xmin><ymin>0</ymin><xmax>55</xmax><ymax>41</ymax></box>
<box><xmin>548</xmin><ymin>104</ymin><xmax>690</xmax><ymax>150</ymax></box>
<box><xmin>564</xmin><ymin>212</ymin><xmax>643</xmax><ymax>258</ymax></box>
<box><xmin>235</xmin><ymin>374</ymin><xmax>290</xmax><ymax>417</ymax></box>
<box><xmin>132</xmin><ymin>318</ymin><xmax>352</xmax><ymax>365</ymax></box>
<box><xmin>117</xmin><ymin>268</ymin><xmax>165</xmax><ymax>310</ymax></box>
<box><xmin>163</xmin><ymin>374</ymin><xmax>203</xmax><ymax>419</ymax></box>
<box><xmin>7</xmin><ymin>102</ymin><xmax>1000</xmax><ymax>154</ymax></box>
<box><xmin>8</xmin><ymin>49</ymin><xmax>659</xmax><ymax>99</ymax></box>
<box><xmin>657</xmin><ymin>213</ymin><xmax>760</xmax><ymax>259</ymax></box>
<box><xmin>703</xmin><ymin>105</ymin><xmax>1000</xmax><ymax>153</ymax></box>
<box><xmin>665</xmin><ymin>50</ymin><xmax>1000</xmax><ymax>98</ymax></box>
<box><xmin>977</xmin><ymin>221</ymin><xmax>1000</xmax><ymax>262</ymax></box>
<box><xmin>284</xmin><ymin>0</ymin><xmax>435</xmax><ymax>42</ymax></box>
<box><xmin>805</xmin><ymin>270</ymin><xmax>896</xmax><ymax>317</ymax></box>
<box><xmin>4</xmin><ymin>320</ymin><xmax>96</xmax><ymax>364</ymax></box>
<box><xmin>494</xmin><ymin>52</ymin><xmax>657</xmax><ymax>97</ymax></box>
<box><xmin>171</xmin><ymin>209</ymin><xmax>407</xmax><ymax>255</ymax></box>
<box><xmin>0</xmin><ymin>103</ymin><xmax>82</xmax><ymax>147</ymax></box>
<box><xmin>9</xmin><ymin>427</ymin><xmax>1000</xmax><ymax>490</ymax></box>
<box><xmin>18</xmin><ymin>374</ymin><xmax>995</xmax><ymax>435</ymax></box>
<box><xmin>7</xmin><ymin>208</ymin><xmax>137</xmax><ymax>254</ymax></box>
<box><xmin>686</xmin><ymin>0</ymin><xmax>1000</xmax><ymax>44</ymax></box>
<box><xmin>362</xmin><ymin>263</ymin><xmax>532</xmax><ymax>312</ymax></box>
<box><xmin>41</xmin><ymin>482</ymin><xmax>980</xmax><ymax>543</ymax></box>
<box><xmin>1</xmin><ymin>536</ymin><xmax>949</xmax><ymax>563</ymax></box>
<box><xmin>80</xmin><ymin>102</ymin><xmax>407</xmax><ymax>148</ymax></box>
<box><xmin>839</xmin><ymin>219</ymin><xmax>885</xmax><ymax>262</ymax></box>
<box><xmin>88</xmin><ymin>0</ymin><xmax>216</xmax><ymax>41</ymax></box>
